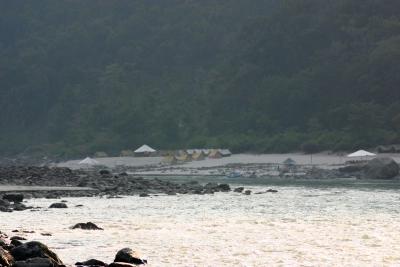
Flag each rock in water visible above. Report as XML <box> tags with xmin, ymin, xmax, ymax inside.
<box><xmin>114</xmin><ymin>248</ymin><xmax>147</xmax><ymax>265</ymax></box>
<box><xmin>233</xmin><ymin>187</ymin><xmax>244</xmax><ymax>193</ymax></box>
<box><xmin>2</xmin><ymin>194</ymin><xmax>24</xmax><ymax>203</ymax></box>
<box><xmin>363</xmin><ymin>157</ymin><xmax>400</xmax><ymax>179</ymax></box>
<box><xmin>10</xmin><ymin>241</ymin><xmax>63</xmax><ymax>266</ymax></box>
<box><xmin>0</xmin><ymin>247</ymin><xmax>14</xmax><ymax>267</ymax></box>
<box><xmin>48</xmin><ymin>203</ymin><xmax>68</xmax><ymax>209</ymax></box>
<box><xmin>266</xmin><ymin>189</ymin><xmax>278</xmax><ymax>193</ymax></box>
<box><xmin>217</xmin><ymin>184</ymin><xmax>231</xmax><ymax>192</ymax></box>
<box><xmin>71</xmin><ymin>222</ymin><xmax>103</xmax><ymax>230</ymax></box>
<box><xmin>244</xmin><ymin>190</ymin><xmax>251</xmax><ymax>195</ymax></box>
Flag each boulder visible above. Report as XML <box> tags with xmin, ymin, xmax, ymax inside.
<box><xmin>244</xmin><ymin>190</ymin><xmax>251</xmax><ymax>195</ymax></box>
<box><xmin>363</xmin><ymin>157</ymin><xmax>400</xmax><ymax>179</ymax></box>
<box><xmin>0</xmin><ymin>206</ymin><xmax>12</xmax><ymax>212</ymax></box>
<box><xmin>0</xmin><ymin>199</ymin><xmax>10</xmax><ymax>207</ymax></box>
<box><xmin>71</xmin><ymin>222</ymin><xmax>103</xmax><ymax>230</ymax></box>
<box><xmin>217</xmin><ymin>184</ymin><xmax>231</xmax><ymax>192</ymax></box>
<box><xmin>108</xmin><ymin>263</ymin><xmax>137</xmax><ymax>267</ymax></box>
<box><xmin>11</xmin><ymin>236</ymin><xmax>26</xmax><ymax>241</ymax></box>
<box><xmin>0</xmin><ymin>238</ymin><xmax>8</xmax><ymax>249</ymax></box>
<box><xmin>2</xmin><ymin>194</ymin><xmax>24</xmax><ymax>203</ymax></box>
<box><xmin>75</xmin><ymin>259</ymin><xmax>107</xmax><ymax>267</ymax></box>
<box><xmin>233</xmin><ymin>187</ymin><xmax>244</xmax><ymax>193</ymax></box>
<box><xmin>99</xmin><ymin>170</ymin><xmax>111</xmax><ymax>176</ymax></box>
<box><xmin>11</xmin><ymin>239</ymin><xmax>24</xmax><ymax>247</ymax></box>
<box><xmin>13</xmin><ymin>257</ymin><xmax>55</xmax><ymax>267</ymax></box>
<box><xmin>13</xmin><ymin>203</ymin><xmax>29</xmax><ymax>211</ymax></box>
<box><xmin>48</xmin><ymin>203</ymin><xmax>67</xmax><ymax>209</ymax></box>
<box><xmin>114</xmin><ymin>248</ymin><xmax>147</xmax><ymax>265</ymax></box>
<box><xmin>0</xmin><ymin>247</ymin><xmax>14</xmax><ymax>267</ymax></box>
<box><xmin>338</xmin><ymin>165</ymin><xmax>364</xmax><ymax>173</ymax></box>
<box><xmin>266</xmin><ymin>189</ymin><xmax>278</xmax><ymax>193</ymax></box>
<box><xmin>10</xmin><ymin>241</ymin><xmax>63</xmax><ymax>266</ymax></box>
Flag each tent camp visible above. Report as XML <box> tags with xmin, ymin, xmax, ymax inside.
<box><xmin>347</xmin><ymin>150</ymin><xmax>376</xmax><ymax>157</ymax></box>
<box><xmin>79</xmin><ymin>157</ymin><xmax>100</xmax><ymax>166</ymax></box>
<box><xmin>134</xmin><ymin>144</ymin><xmax>156</xmax><ymax>157</ymax></box>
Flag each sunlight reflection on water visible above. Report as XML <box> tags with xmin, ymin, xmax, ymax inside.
<box><xmin>2</xmin><ymin>182</ymin><xmax>400</xmax><ymax>266</ymax></box>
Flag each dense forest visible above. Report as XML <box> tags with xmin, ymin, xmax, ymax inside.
<box><xmin>1</xmin><ymin>0</ymin><xmax>400</xmax><ymax>157</ymax></box>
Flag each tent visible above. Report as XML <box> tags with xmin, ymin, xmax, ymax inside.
<box><xmin>209</xmin><ymin>149</ymin><xmax>222</xmax><ymax>159</ymax></box>
<box><xmin>134</xmin><ymin>144</ymin><xmax>156</xmax><ymax>157</ymax></box>
<box><xmin>347</xmin><ymin>150</ymin><xmax>376</xmax><ymax>157</ymax></box>
<box><xmin>192</xmin><ymin>151</ymin><xmax>205</xmax><ymax>161</ymax></box>
<box><xmin>162</xmin><ymin>155</ymin><xmax>178</xmax><ymax>164</ymax></box>
<box><xmin>176</xmin><ymin>154</ymin><xmax>192</xmax><ymax>162</ymax></box>
<box><xmin>202</xmin><ymin>149</ymin><xmax>211</xmax><ymax>156</ymax></box>
<box><xmin>283</xmin><ymin>158</ymin><xmax>296</xmax><ymax>165</ymax></box>
<box><xmin>186</xmin><ymin>149</ymin><xmax>195</xmax><ymax>155</ymax></box>
<box><xmin>79</xmin><ymin>157</ymin><xmax>100</xmax><ymax>166</ymax></box>
<box><xmin>219</xmin><ymin>149</ymin><xmax>232</xmax><ymax>157</ymax></box>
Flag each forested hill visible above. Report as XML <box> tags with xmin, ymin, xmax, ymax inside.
<box><xmin>1</xmin><ymin>0</ymin><xmax>400</xmax><ymax>157</ymax></box>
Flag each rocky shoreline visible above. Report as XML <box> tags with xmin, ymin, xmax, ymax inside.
<box><xmin>0</xmin><ymin>230</ymin><xmax>147</xmax><ymax>267</ymax></box>
<box><xmin>0</xmin><ymin>156</ymin><xmax>399</xmax><ymax>212</ymax></box>
<box><xmin>0</xmin><ymin>165</ymin><xmax>234</xmax><ymax>212</ymax></box>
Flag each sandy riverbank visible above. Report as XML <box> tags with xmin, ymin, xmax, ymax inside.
<box><xmin>55</xmin><ymin>153</ymin><xmax>400</xmax><ymax>178</ymax></box>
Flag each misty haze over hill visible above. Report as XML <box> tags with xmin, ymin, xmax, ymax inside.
<box><xmin>1</xmin><ymin>0</ymin><xmax>400</xmax><ymax>157</ymax></box>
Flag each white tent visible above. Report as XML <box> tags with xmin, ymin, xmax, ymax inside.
<box><xmin>79</xmin><ymin>157</ymin><xmax>100</xmax><ymax>165</ymax></box>
<box><xmin>134</xmin><ymin>144</ymin><xmax>156</xmax><ymax>153</ymax></box>
<box><xmin>347</xmin><ymin>150</ymin><xmax>376</xmax><ymax>157</ymax></box>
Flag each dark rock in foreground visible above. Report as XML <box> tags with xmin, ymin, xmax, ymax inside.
<box><xmin>75</xmin><ymin>258</ymin><xmax>108</xmax><ymax>267</ymax></box>
<box><xmin>0</xmin><ymin>231</ymin><xmax>149</xmax><ymax>267</ymax></box>
<box><xmin>13</xmin><ymin>257</ymin><xmax>56</xmax><ymax>267</ymax></box>
<box><xmin>109</xmin><ymin>263</ymin><xmax>137</xmax><ymax>267</ymax></box>
<box><xmin>114</xmin><ymin>248</ymin><xmax>147</xmax><ymax>265</ymax></box>
<box><xmin>363</xmin><ymin>157</ymin><xmax>399</xmax><ymax>179</ymax></box>
<box><xmin>71</xmin><ymin>222</ymin><xmax>103</xmax><ymax>230</ymax></box>
<box><xmin>10</xmin><ymin>241</ymin><xmax>63</xmax><ymax>266</ymax></box>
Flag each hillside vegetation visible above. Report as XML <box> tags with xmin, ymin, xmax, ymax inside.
<box><xmin>1</xmin><ymin>0</ymin><xmax>400</xmax><ymax>156</ymax></box>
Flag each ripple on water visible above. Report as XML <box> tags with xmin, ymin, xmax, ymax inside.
<box><xmin>2</xmin><ymin>185</ymin><xmax>400</xmax><ymax>266</ymax></box>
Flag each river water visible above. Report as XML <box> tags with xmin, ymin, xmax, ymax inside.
<box><xmin>2</xmin><ymin>178</ymin><xmax>400</xmax><ymax>266</ymax></box>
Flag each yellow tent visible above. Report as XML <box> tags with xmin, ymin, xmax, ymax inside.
<box><xmin>163</xmin><ymin>155</ymin><xmax>178</xmax><ymax>164</ymax></box>
<box><xmin>176</xmin><ymin>153</ymin><xmax>192</xmax><ymax>162</ymax></box>
<box><xmin>192</xmin><ymin>151</ymin><xmax>205</xmax><ymax>161</ymax></box>
<box><xmin>209</xmin><ymin>149</ymin><xmax>222</xmax><ymax>159</ymax></box>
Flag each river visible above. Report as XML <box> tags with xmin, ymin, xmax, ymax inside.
<box><xmin>2</xmin><ymin>177</ymin><xmax>400</xmax><ymax>266</ymax></box>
